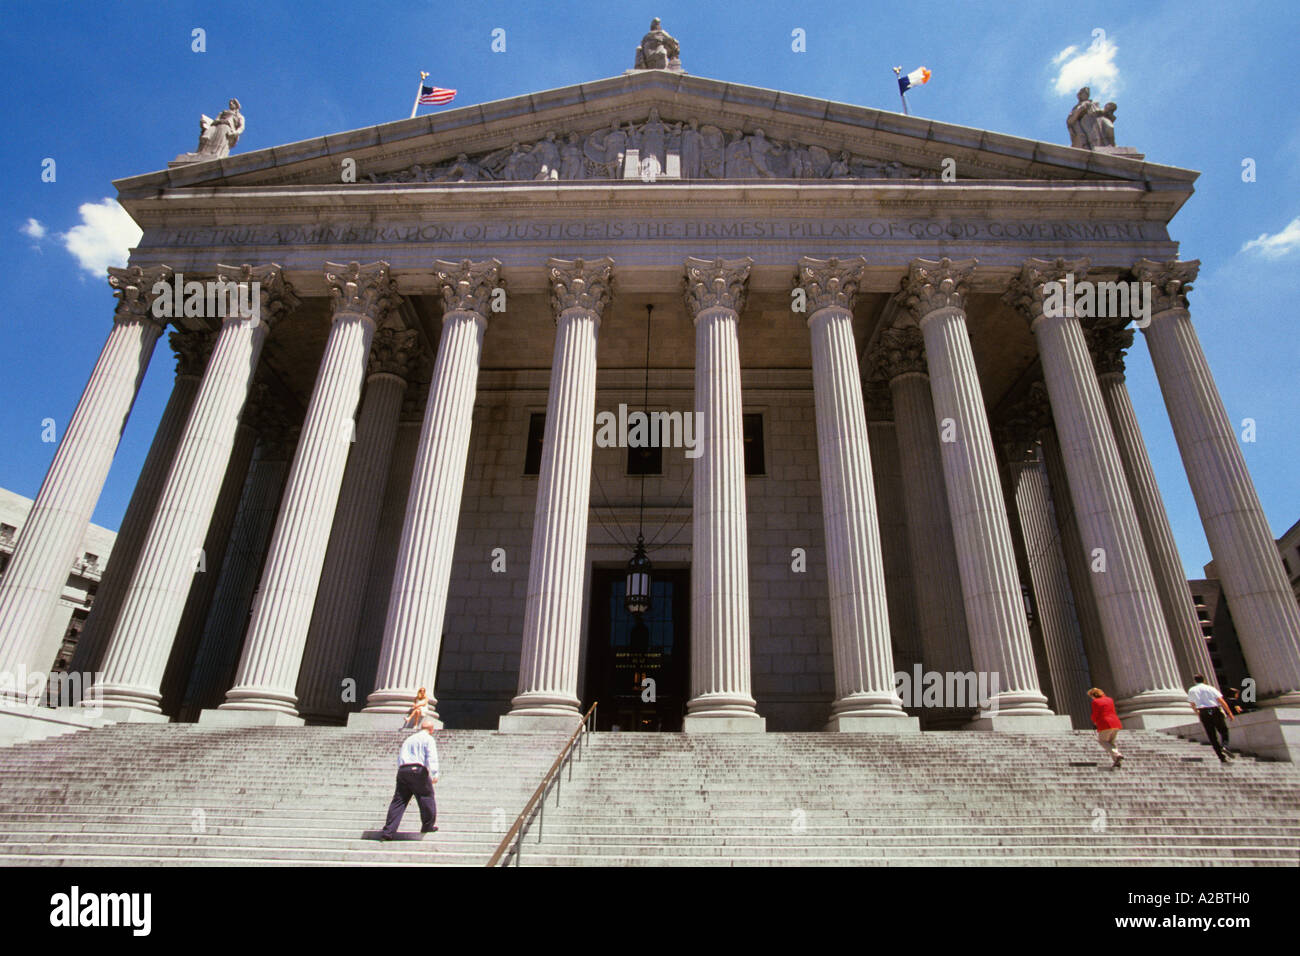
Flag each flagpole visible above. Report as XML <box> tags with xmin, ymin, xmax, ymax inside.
<box><xmin>410</xmin><ymin>71</ymin><xmax>429</xmax><ymax>120</ymax></box>
<box><xmin>891</xmin><ymin>66</ymin><xmax>909</xmax><ymax>116</ymax></box>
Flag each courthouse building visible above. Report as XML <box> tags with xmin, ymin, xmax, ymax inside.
<box><xmin>2</xmin><ymin>26</ymin><xmax>1299</xmax><ymax>748</ymax></box>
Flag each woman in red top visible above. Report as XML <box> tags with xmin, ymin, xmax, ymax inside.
<box><xmin>1088</xmin><ymin>687</ymin><xmax>1124</xmax><ymax>768</ymax></box>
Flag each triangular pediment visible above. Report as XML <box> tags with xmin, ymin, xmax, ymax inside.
<box><xmin>115</xmin><ymin>71</ymin><xmax>1196</xmax><ymax>201</ymax></box>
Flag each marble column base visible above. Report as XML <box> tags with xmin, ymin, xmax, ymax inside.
<box><xmin>683</xmin><ymin>714</ymin><xmax>767</xmax><ymax>734</ymax></box>
<box><xmin>197</xmin><ymin>708</ymin><xmax>304</xmax><ymax>727</ymax></box>
<box><xmin>0</xmin><ymin>703</ymin><xmax>113</xmax><ymax>747</ymax></box>
<box><xmin>825</xmin><ymin>715</ymin><xmax>920</xmax><ymax>733</ymax></box>
<box><xmin>964</xmin><ymin>713</ymin><xmax>1075</xmax><ymax>733</ymax></box>
<box><xmin>498</xmin><ymin>713</ymin><xmax>584</xmax><ymax>734</ymax></box>
<box><xmin>346</xmin><ymin>710</ymin><xmax>444</xmax><ymax>731</ymax></box>
<box><xmin>1161</xmin><ymin>708</ymin><xmax>1300</xmax><ymax>763</ymax></box>
<box><xmin>1115</xmin><ymin>689</ymin><xmax>1194</xmax><ymax>723</ymax></box>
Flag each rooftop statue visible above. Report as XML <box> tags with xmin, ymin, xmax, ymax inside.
<box><xmin>172</xmin><ymin>98</ymin><xmax>245</xmax><ymax>166</ymax></box>
<box><xmin>1067</xmin><ymin>87</ymin><xmax>1123</xmax><ymax>151</ymax></box>
<box><xmin>633</xmin><ymin>18</ymin><xmax>681</xmax><ymax>71</ymax></box>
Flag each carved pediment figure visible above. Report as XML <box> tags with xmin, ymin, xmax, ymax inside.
<box><xmin>532</xmin><ymin>131</ymin><xmax>561</xmax><ymax>180</ymax></box>
<box><xmin>560</xmin><ymin>133</ymin><xmax>585</xmax><ymax>180</ymax></box>
<box><xmin>1097</xmin><ymin>102</ymin><xmax>1117</xmax><ymax>147</ymax></box>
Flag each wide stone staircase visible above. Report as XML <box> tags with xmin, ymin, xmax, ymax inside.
<box><xmin>1</xmin><ymin>724</ymin><xmax>1297</xmax><ymax>866</ymax></box>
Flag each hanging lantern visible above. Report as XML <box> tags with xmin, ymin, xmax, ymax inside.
<box><xmin>625</xmin><ymin>535</ymin><xmax>652</xmax><ymax>616</ymax></box>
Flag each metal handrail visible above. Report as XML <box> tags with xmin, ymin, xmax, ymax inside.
<box><xmin>486</xmin><ymin>701</ymin><xmax>598</xmax><ymax>867</ymax></box>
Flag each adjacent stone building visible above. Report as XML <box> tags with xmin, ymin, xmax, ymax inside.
<box><xmin>2</xmin><ymin>43</ymin><xmax>1298</xmax><ymax>753</ymax></box>
<box><xmin>0</xmin><ymin>488</ymin><xmax>115</xmax><ymax>678</ymax></box>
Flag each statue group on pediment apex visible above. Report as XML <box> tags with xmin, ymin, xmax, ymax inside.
<box><xmin>364</xmin><ymin>114</ymin><xmax>939</xmax><ymax>184</ymax></box>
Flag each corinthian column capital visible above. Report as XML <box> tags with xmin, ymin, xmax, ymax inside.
<box><xmin>547</xmin><ymin>256</ymin><xmax>614</xmax><ymax>319</ymax></box>
<box><xmin>796</xmin><ymin>256</ymin><xmax>866</xmax><ymax>316</ymax></box>
<box><xmin>368</xmin><ymin>327</ymin><xmax>422</xmax><ymax>380</ymax></box>
<box><xmin>871</xmin><ymin>325</ymin><xmax>928</xmax><ymax>381</ymax></box>
<box><xmin>1002</xmin><ymin>257</ymin><xmax>1091</xmax><ymax>326</ymax></box>
<box><xmin>108</xmin><ymin>265</ymin><xmax>174</xmax><ymax>328</ymax></box>
<box><xmin>324</xmin><ymin>260</ymin><xmax>398</xmax><ymax>323</ymax></box>
<box><xmin>216</xmin><ymin>263</ymin><xmax>300</xmax><ymax>330</ymax></box>
<box><xmin>897</xmin><ymin>257</ymin><xmax>977</xmax><ymax>323</ymax></box>
<box><xmin>1087</xmin><ymin>322</ymin><xmax>1135</xmax><ymax>377</ymax></box>
<box><xmin>1132</xmin><ymin>258</ymin><xmax>1199</xmax><ymax>315</ymax></box>
<box><xmin>434</xmin><ymin>258</ymin><xmax>504</xmax><ymax>316</ymax></box>
<box><xmin>169</xmin><ymin>328</ymin><xmax>218</xmax><ymax>378</ymax></box>
<box><xmin>683</xmin><ymin>255</ymin><xmax>753</xmax><ymax>319</ymax></box>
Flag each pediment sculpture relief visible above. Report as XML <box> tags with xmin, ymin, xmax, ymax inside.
<box><xmin>364</xmin><ymin>113</ymin><xmax>939</xmax><ymax>184</ymax></box>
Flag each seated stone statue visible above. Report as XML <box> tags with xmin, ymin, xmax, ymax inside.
<box><xmin>634</xmin><ymin>18</ymin><xmax>680</xmax><ymax>70</ymax></box>
<box><xmin>172</xmin><ymin>98</ymin><xmax>244</xmax><ymax>166</ymax></box>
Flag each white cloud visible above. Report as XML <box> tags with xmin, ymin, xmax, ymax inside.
<box><xmin>1241</xmin><ymin>217</ymin><xmax>1300</xmax><ymax>259</ymax></box>
<box><xmin>1052</xmin><ymin>31</ymin><xmax>1120</xmax><ymax>99</ymax></box>
<box><xmin>61</xmin><ymin>198</ymin><xmax>142</xmax><ymax>277</ymax></box>
<box><xmin>20</xmin><ymin>218</ymin><xmax>47</xmax><ymax>241</ymax></box>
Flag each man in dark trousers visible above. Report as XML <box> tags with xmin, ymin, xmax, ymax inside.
<box><xmin>380</xmin><ymin>717</ymin><xmax>439</xmax><ymax>840</ymax></box>
<box><xmin>1187</xmin><ymin>674</ymin><xmax>1235</xmax><ymax>763</ymax></box>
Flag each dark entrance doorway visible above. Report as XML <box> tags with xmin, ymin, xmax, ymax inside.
<box><xmin>584</xmin><ymin>567</ymin><xmax>689</xmax><ymax>731</ymax></box>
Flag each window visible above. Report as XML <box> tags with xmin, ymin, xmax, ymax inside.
<box><xmin>523</xmin><ymin>413</ymin><xmax>546</xmax><ymax>475</ymax></box>
<box><xmin>743</xmin><ymin>413</ymin><xmax>765</xmax><ymax>476</ymax></box>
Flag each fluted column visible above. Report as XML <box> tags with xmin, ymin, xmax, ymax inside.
<box><xmin>356</xmin><ymin>260</ymin><xmax>502</xmax><ymax>725</ymax></box>
<box><xmin>797</xmin><ymin>258</ymin><xmax>915</xmax><ymax>731</ymax></box>
<box><xmin>1039</xmin><ymin>421</ymin><xmax>1114</xmax><ymax>694</ymax></box>
<box><xmin>88</xmin><ymin>267</ymin><xmax>297</xmax><ymax>715</ymax></box>
<box><xmin>1004</xmin><ymin>439</ymin><xmax>1093</xmax><ymax>728</ymax></box>
<box><xmin>297</xmin><ymin>327</ymin><xmax>419</xmax><ymax>722</ymax></box>
<box><xmin>501</xmin><ymin>258</ymin><xmax>612</xmax><ymax>732</ymax></box>
<box><xmin>1007</xmin><ymin>259</ymin><xmax>1185</xmax><ymax>725</ymax></box>
<box><xmin>873</xmin><ymin>325</ymin><xmax>975</xmax><ymax>726</ymax></box>
<box><xmin>70</xmin><ymin>329</ymin><xmax>213</xmax><ymax>675</ymax></box>
<box><xmin>897</xmin><ymin>258</ymin><xmax>1063</xmax><ymax>729</ymax></box>
<box><xmin>1135</xmin><ymin>258</ymin><xmax>1300</xmax><ymax>705</ymax></box>
<box><xmin>351</xmin><ymin>383</ymin><xmax>426</xmax><ymax>707</ymax></box>
<box><xmin>0</xmin><ymin>266</ymin><xmax>172</xmax><ymax>699</ymax></box>
<box><xmin>207</xmin><ymin>261</ymin><xmax>396</xmax><ymax>722</ymax></box>
<box><xmin>678</xmin><ymin>256</ymin><xmax>765</xmax><ymax>732</ymax></box>
<box><xmin>179</xmin><ymin>410</ymin><xmax>297</xmax><ymax>721</ymax></box>
<box><xmin>158</xmin><ymin>409</ymin><xmax>259</xmax><ymax>717</ymax></box>
<box><xmin>1089</xmin><ymin>321</ymin><xmax>1214</xmax><ymax>686</ymax></box>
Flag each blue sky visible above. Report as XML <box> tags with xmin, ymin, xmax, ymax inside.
<box><xmin>1</xmin><ymin>0</ymin><xmax>1296</xmax><ymax>579</ymax></box>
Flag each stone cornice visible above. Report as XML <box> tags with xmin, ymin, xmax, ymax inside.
<box><xmin>115</xmin><ymin>71</ymin><xmax>1198</xmax><ymax>197</ymax></box>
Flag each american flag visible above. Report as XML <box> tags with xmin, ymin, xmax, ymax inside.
<box><xmin>418</xmin><ymin>85</ymin><xmax>456</xmax><ymax>105</ymax></box>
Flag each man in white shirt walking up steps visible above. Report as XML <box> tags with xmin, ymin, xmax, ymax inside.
<box><xmin>1187</xmin><ymin>674</ymin><xmax>1236</xmax><ymax>764</ymax></box>
<box><xmin>380</xmin><ymin>718</ymin><xmax>440</xmax><ymax>839</ymax></box>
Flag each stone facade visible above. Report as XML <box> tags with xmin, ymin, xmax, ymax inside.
<box><xmin>3</xmin><ymin>67</ymin><xmax>1298</xmax><ymax>754</ymax></box>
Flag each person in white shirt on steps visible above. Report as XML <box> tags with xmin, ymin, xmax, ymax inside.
<box><xmin>1187</xmin><ymin>674</ymin><xmax>1236</xmax><ymax>763</ymax></box>
<box><xmin>380</xmin><ymin>718</ymin><xmax>440</xmax><ymax>839</ymax></box>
